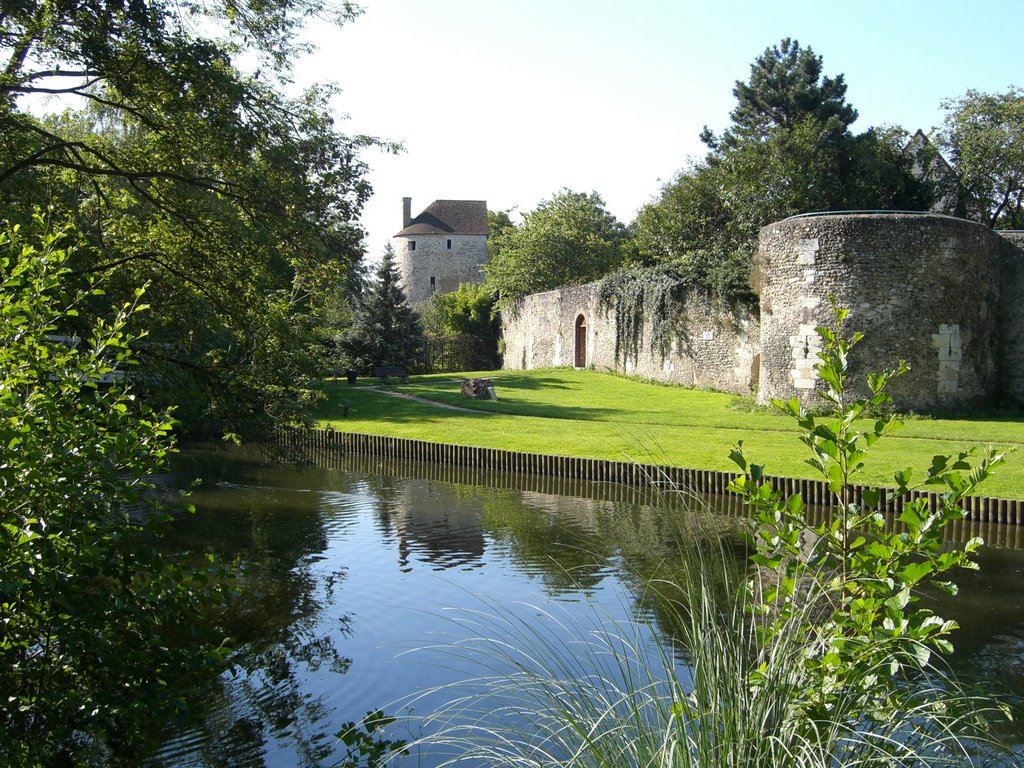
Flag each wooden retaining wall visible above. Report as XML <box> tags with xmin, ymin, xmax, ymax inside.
<box><xmin>274</xmin><ymin>429</ymin><xmax>1024</xmax><ymax>526</ymax></box>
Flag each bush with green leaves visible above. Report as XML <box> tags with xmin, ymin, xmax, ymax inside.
<box><xmin>421</xmin><ymin>282</ymin><xmax>501</xmax><ymax>372</ymax></box>
<box><xmin>729</xmin><ymin>298</ymin><xmax>1008</xmax><ymax>739</ymax></box>
<box><xmin>0</xmin><ymin>216</ymin><xmax>232</xmax><ymax>766</ymax></box>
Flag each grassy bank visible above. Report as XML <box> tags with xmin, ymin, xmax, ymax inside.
<box><xmin>314</xmin><ymin>368</ymin><xmax>1024</xmax><ymax>498</ymax></box>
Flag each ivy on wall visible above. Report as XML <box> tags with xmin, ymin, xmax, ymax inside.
<box><xmin>597</xmin><ymin>267</ymin><xmax>688</xmax><ymax>365</ymax></box>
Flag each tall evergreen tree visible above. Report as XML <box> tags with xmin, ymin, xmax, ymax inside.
<box><xmin>702</xmin><ymin>38</ymin><xmax>857</xmax><ymax>150</ymax></box>
<box><xmin>632</xmin><ymin>39</ymin><xmax>928</xmax><ymax>305</ymax></box>
<box><xmin>344</xmin><ymin>244</ymin><xmax>424</xmax><ymax>371</ymax></box>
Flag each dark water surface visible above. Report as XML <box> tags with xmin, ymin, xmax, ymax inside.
<box><xmin>152</xmin><ymin>446</ymin><xmax>1024</xmax><ymax>767</ymax></box>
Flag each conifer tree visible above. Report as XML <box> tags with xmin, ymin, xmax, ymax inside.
<box><xmin>344</xmin><ymin>244</ymin><xmax>424</xmax><ymax>371</ymax></box>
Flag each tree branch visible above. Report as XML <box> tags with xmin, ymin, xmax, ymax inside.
<box><xmin>4</xmin><ymin>124</ymin><xmax>243</xmax><ymax>201</ymax></box>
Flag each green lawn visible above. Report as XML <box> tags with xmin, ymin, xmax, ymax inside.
<box><xmin>314</xmin><ymin>368</ymin><xmax>1024</xmax><ymax>499</ymax></box>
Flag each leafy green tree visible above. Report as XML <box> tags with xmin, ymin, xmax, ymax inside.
<box><xmin>424</xmin><ymin>282</ymin><xmax>499</xmax><ymax>338</ymax></box>
<box><xmin>0</xmin><ymin>215</ymin><xmax>232</xmax><ymax>766</ymax></box>
<box><xmin>422</xmin><ymin>282</ymin><xmax>501</xmax><ymax>371</ymax></box>
<box><xmin>935</xmin><ymin>87</ymin><xmax>1024</xmax><ymax>228</ymax></box>
<box><xmin>729</xmin><ymin>299</ymin><xmax>1006</xmax><ymax>733</ymax></box>
<box><xmin>0</xmin><ymin>1</ymin><xmax>385</xmax><ymax>437</ymax></box>
<box><xmin>486</xmin><ymin>189</ymin><xmax>625</xmax><ymax>306</ymax></box>
<box><xmin>716</xmin><ymin>118</ymin><xmax>927</xmax><ymax>228</ymax></box>
<box><xmin>487</xmin><ymin>209</ymin><xmax>516</xmax><ymax>243</ymax></box>
<box><xmin>629</xmin><ymin>162</ymin><xmax>753</xmax><ymax>303</ymax></box>
<box><xmin>343</xmin><ymin>244</ymin><xmax>424</xmax><ymax>372</ymax></box>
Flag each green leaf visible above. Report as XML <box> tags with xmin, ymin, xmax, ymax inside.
<box><xmin>899</xmin><ymin>562</ymin><xmax>932</xmax><ymax>585</ymax></box>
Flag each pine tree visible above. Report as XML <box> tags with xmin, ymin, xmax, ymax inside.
<box><xmin>344</xmin><ymin>244</ymin><xmax>424</xmax><ymax>371</ymax></box>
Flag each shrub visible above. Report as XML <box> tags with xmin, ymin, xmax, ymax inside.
<box><xmin>0</xmin><ymin>215</ymin><xmax>232</xmax><ymax>765</ymax></box>
<box><xmin>729</xmin><ymin>299</ymin><xmax>1006</xmax><ymax>730</ymax></box>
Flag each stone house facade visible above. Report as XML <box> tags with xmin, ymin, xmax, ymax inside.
<box><xmin>393</xmin><ymin>198</ymin><xmax>488</xmax><ymax>306</ymax></box>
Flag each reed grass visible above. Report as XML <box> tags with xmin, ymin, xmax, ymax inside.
<box><xmin>403</xmin><ymin>490</ymin><xmax>1012</xmax><ymax>768</ymax></box>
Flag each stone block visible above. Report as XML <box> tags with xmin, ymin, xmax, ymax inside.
<box><xmin>461</xmin><ymin>378</ymin><xmax>496</xmax><ymax>400</ymax></box>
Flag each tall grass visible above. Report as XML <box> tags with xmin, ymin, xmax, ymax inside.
<box><xmin>406</xmin><ymin>493</ymin><xmax>1010</xmax><ymax>767</ymax></box>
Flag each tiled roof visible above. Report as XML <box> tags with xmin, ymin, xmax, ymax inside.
<box><xmin>396</xmin><ymin>200</ymin><xmax>488</xmax><ymax>236</ymax></box>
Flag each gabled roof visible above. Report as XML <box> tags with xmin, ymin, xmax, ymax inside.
<box><xmin>903</xmin><ymin>130</ymin><xmax>961</xmax><ymax>216</ymax></box>
<box><xmin>903</xmin><ymin>129</ymin><xmax>955</xmax><ymax>177</ymax></box>
<box><xmin>396</xmin><ymin>200</ymin><xmax>488</xmax><ymax>236</ymax></box>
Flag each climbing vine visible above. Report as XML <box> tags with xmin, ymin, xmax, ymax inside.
<box><xmin>597</xmin><ymin>266</ymin><xmax>688</xmax><ymax>365</ymax></box>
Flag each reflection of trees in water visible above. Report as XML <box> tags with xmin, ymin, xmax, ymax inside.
<box><xmin>477</xmin><ymin>488</ymin><xmax>614</xmax><ymax>592</ymax></box>
<box><xmin>154</xmin><ymin>451</ymin><xmax>356</xmax><ymax>767</ymax></box>
<box><xmin>479</xmin><ymin>485</ymin><xmax>749</xmax><ymax>643</ymax></box>
<box><xmin>391</xmin><ymin>480</ymin><xmax>486</xmax><ymax>571</ymax></box>
<box><xmin>354</xmin><ymin>473</ymin><xmax>490</xmax><ymax>572</ymax></box>
<box><xmin>158</xmin><ymin>448</ymin><xmax>1024</xmax><ymax>761</ymax></box>
<box><xmin>938</xmin><ymin>546</ymin><xmax>1024</xmax><ymax>731</ymax></box>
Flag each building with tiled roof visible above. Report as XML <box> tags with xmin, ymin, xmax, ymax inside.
<box><xmin>393</xmin><ymin>197</ymin><xmax>488</xmax><ymax>305</ymax></box>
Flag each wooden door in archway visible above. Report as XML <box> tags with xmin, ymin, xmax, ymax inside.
<box><xmin>574</xmin><ymin>314</ymin><xmax>587</xmax><ymax>368</ymax></box>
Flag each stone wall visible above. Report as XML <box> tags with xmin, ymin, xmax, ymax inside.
<box><xmin>502</xmin><ymin>214</ymin><xmax>1022</xmax><ymax>413</ymax></box>
<box><xmin>757</xmin><ymin>213</ymin><xmax>1001</xmax><ymax>411</ymax></box>
<box><xmin>502</xmin><ymin>283</ymin><xmax>760</xmax><ymax>395</ymax></box>
<box><xmin>998</xmin><ymin>232</ymin><xmax>1024</xmax><ymax>406</ymax></box>
<box><xmin>394</xmin><ymin>233</ymin><xmax>487</xmax><ymax>306</ymax></box>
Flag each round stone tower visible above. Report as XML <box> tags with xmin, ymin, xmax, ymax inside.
<box><xmin>757</xmin><ymin>213</ymin><xmax>1002</xmax><ymax>411</ymax></box>
<box><xmin>393</xmin><ymin>197</ymin><xmax>488</xmax><ymax>306</ymax></box>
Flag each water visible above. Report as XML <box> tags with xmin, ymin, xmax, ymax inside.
<box><xmin>152</xmin><ymin>446</ymin><xmax>1024</xmax><ymax>767</ymax></box>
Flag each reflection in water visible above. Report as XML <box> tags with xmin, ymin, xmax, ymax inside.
<box><xmin>389</xmin><ymin>480</ymin><xmax>486</xmax><ymax>571</ymax></box>
<box><xmin>150</xmin><ymin>445</ymin><xmax>1024</xmax><ymax>767</ymax></box>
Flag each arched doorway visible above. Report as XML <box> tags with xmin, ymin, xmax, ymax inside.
<box><xmin>574</xmin><ymin>314</ymin><xmax>587</xmax><ymax>368</ymax></box>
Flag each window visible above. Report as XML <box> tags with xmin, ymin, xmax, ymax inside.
<box><xmin>430</xmin><ymin>276</ymin><xmax>435</xmax><ymax>293</ymax></box>
<box><xmin>446</xmin><ymin>239</ymin><xmax>452</xmax><ymax>250</ymax></box>
<box><xmin>408</xmin><ymin>240</ymin><xmax>416</xmax><ymax>251</ymax></box>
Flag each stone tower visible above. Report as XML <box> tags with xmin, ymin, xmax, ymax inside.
<box><xmin>393</xmin><ymin>197</ymin><xmax>488</xmax><ymax>306</ymax></box>
<box><xmin>756</xmin><ymin>213</ymin><xmax>1002</xmax><ymax>411</ymax></box>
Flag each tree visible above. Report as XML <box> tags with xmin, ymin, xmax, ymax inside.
<box><xmin>0</xmin><ymin>214</ymin><xmax>232</xmax><ymax>765</ymax></box>
<box><xmin>486</xmin><ymin>190</ymin><xmax>625</xmax><ymax>306</ymax></box>
<box><xmin>935</xmin><ymin>87</ymin><xmax>1024</xmax><ymax>228</ymax></box>
<box><xmin>343</xmin><ymin>244</ymin><xmax>424</xmax><ymax>371</ymax></box>
<box><xmin>629</xmin><ymin>163</ymin><xmax>753</xmax><ymax>304</ymax></box>
<box><xmin>0</xmin><ymin>1</ymin><xmax>385</xmax><ymax>437</ymax></box>
<box><xmin>703</xmin><ymin>37</ymin><xmax>857</xmax><ymax>149</ymax></box>
<box><xmin>729</xmin><ymin>300</ymin><xmax>1005</xmax><ymax>746</ymax></box>
<box><xmin>716</xmin><ymin>118</ymin><xmax>927</xmax><ymax>226</ymax></box>
<box><xmin>421</xmin><ymin>282</ymin><xmax>501</xmax><ymax>371</ymax></box>
<box><xmin>485</xmin><ymin>208</ymin><xmax>516</xmax><ymax>268</ymax></box>
<box><xmin>633</xmin><ymin>40</ymin><xmax>928</xmax><ymax>304</ymax></box>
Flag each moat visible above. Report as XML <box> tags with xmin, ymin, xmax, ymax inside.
<box><xmin>152</xmin><ymin>447</ymin><xmax>1024</xmax><ymax>766</ymax></box>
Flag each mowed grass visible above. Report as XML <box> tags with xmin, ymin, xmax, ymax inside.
<box><xmin>314</xmin><ymin>368</ymin><xmax>1024</xmax><ymax>499</ymax></box>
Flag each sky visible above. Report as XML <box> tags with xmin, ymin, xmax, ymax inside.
<box><xmin>290</xmin><ymin>0</ymin><xmax>1024</xmax><ymax>259</ymax></box>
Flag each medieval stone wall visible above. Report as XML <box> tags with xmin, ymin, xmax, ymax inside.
<box><xmin>757</xmin><ymin>213</ymin><xmax>1001</xmax><ymax>411</ymax></box>
<box><xmin>998</xmin><ymin>232</ymin><xmax>1024</xmax><ymax>405</ymax></box>
<box><xmin>394</xmin><ymin>234</ymin><xmax>487</xmax><ymax>306</ymax></box>
<box><xmin>502</xmin><ymin>284</ymin><xmax>594</xmax><ymax>370</ymax></box>
<box><xmin>502</xmin><ymin>213</ymin><xmax>1022</xmax><ymax>412</ymax></box>
<box><xmin>502</xmin><ymin>283</ymin><xmax>760</xmax><ymax>395</ymax></box>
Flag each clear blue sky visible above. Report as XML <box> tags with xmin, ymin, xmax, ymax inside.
<box><xmin>291</xmin><ymin>0</ymin><xmax>1023</xmax><ymax>258</ymax></box>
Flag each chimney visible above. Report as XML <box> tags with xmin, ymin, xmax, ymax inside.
<box><xmin>402</xmin><ymin>197</ymin><xmax>412</xmax><ymax>229</ymax></box>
